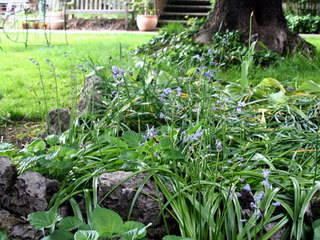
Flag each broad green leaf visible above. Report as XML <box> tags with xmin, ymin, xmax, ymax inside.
<box><xmin>269</xmin><ymin>91</ymin><xmax>287</xmax><ymax>104</ymax></box>
<box><xmin>256</xmin><ymin>78</ymin><xmax>286</xmax><ymax>93</ymax></box>
<box><xmin>0</xmin><ymin>231</ymin><xmax>8</xmax><ymax>240</ymax></box>
<box><xmin>45</xmin><ymin>135</ymin><xmax>60</xmax><ymax>146</ymax></box>
<box><xmin>92</xmin><ymin>207</ymin><xmax>123</xmax><ymax>237</ymax></box>
<box><xmin>26</xmin><ymin>139</ymin><xmax>46</xmax><ymax>153</ymax></box>
<box><xmin>28</xmin><ymin>209</ymin><xmax>59</xmax><ymax>230</ymax></box>
<box><xmin>43</xmin><ymin>230</ymin><xmax>73</xmax><ymax>240</ymax></box>
<box><xmin>57</xmin><ymin>216</ymin><xmax>83</xmax><ymax>231</ymax></box>
<box><xmin>74</xmin><ymin>230</ymin><xmax>99</xmax><ymax>240</ymax></box>
<box><xmin>120</xmin><ymin>221</ymin><xmax>148</xmax><ymax>239</ymax></box>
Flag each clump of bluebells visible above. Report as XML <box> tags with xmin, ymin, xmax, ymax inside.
<box><xmin>134</xmin><ymin>25</ymin><xmax>280</xmax><ymax>68</ymax></box>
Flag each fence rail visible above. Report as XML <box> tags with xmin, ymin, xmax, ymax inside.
<box><xmin>283</xmin><ymin>2</ymin><xmax>320</xmax><ymax>15</ymax></box>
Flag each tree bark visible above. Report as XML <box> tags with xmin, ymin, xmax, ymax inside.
<box><xmin>195</xmin><ymin>0</ymin><xmax>315</xmax><ymax>55</ymax></box>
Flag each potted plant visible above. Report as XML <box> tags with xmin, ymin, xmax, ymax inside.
<box><xmin>32</xmin><ymin>21</ymin><xmax>40</xmax><ymax>29</ymax></box>
<box><xmin>22</xmin><ymin>22</ymin><xmax>29</xmax><ymax>29</ymax></box>
<box><xmin>133</xmin><ymin>0</ymin><xmax>158</xmax><ymax>31</ymax></box>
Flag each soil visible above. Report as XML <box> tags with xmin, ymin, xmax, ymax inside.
<box><xmin>0</xmin><ymin>121</ymin><xmax>43</xmax><ymax>148</ymax></box>
<box><xmin>68</xmin><ymin>18</ymin><xmax>135</xmax><ymax>30</ymax></box>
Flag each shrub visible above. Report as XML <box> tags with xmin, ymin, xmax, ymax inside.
<box><xmin>286</xmin><ymin>14</ymin><xmax>320</xmax><ymax>33</ymax></box>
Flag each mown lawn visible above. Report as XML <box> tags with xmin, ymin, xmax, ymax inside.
<box><xmin>0</xmin><ymin>33</ymin><xmax>319</xmax><ymax>122</ymax></box>
<box><xmin>0</xmin><ymin>32</ymin><xmax>154</xmax><ymax>121</ymax></box>
<box><xmin>216</xmin><ymin>35</ymin><xmax>320</xmax><ymax>86</ymax></box>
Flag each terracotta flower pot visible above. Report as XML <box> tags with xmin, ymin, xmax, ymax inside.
<box><xmin>32</xmin><ymin>22</ymin><xmax>39</xmax><ymax>29</ymax></box>
<box><xmin>22</xmin><ymin>23</ymin><xmax>29</xmax><ymax>29</ymax></box>
<box><xmin>136</xmin><ymin>15</ymin><xmax>158</xmax><ymax>31</ymax></box>
<box><xmin>46</xmin><ymin>12</ymin><xmax>65</xmax><ymax>30</ymax></box>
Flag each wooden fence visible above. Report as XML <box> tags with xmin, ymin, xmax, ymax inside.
<box><xmin>283</xmin><ymin>2</ymin><xmax>320</xmax><ymax>15</ymax></box>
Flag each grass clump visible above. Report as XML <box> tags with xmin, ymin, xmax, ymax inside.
<box><xmin>0</xmin><ymin>32</ymin><xmax>154</xmax><ymax>121</ymax></box>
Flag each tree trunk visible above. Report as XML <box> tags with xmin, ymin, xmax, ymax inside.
<box><xmin>195</xmin><ymin>0</ymin><xmax>315</xmax><ymax>55</ymax></box>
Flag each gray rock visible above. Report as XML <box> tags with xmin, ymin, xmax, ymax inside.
<box><xmin>98</xmin><ymin>171</ymin><xmax>177</xmax><ymax>239</ymax></box>
<box><xmin>0</xmin><ymin>157</ymin><xmax>17</xmax><ymax>197</ymax></box>
<box><xmin>0</xmin><ymin>208</ymin><xmax>43</xmax><ymax>240</ymax></box>
<box><xmin>1</xmin><ymin>171</ymin><xmax>59</xmax><ymax>216</ymax></box>
<box><xmin>264</xmin><ymin>222</ymin><xmax>286</xmax><ymax>240</ymax></box>
<box><xmin>78</xmin><ymin>67</ymin><xmax>105</xmax><ymax>115</ymax></box>
<box><xmin>46</xmin><ymin>108</ymin><xmax>71</xmax><ymax>135</ymax></box>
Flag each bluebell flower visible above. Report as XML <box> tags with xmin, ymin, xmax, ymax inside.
<box><xmin>262</xmin><ymin>179</ymin><xmax>271</xmax><ymax>188</ymax></box>
<box><xmin>144</xmin><ymin>125</ymin><xmax>157</xmax><ymax>140</ymax></box>
<box><xmin>159</xmin><ymin>112</ymin><xmax>170</xmax><ymax>120</ymax></box>
<box><xmin>236</xmin><ymin>108</ymin><xmax>242</xmax><ymax>114</ymax></box>
<box><xmin>212</xmin><ymin>106</ymin><xmax>217</xmax><ymax>111</ymax></box>
<box><xmin>160</xmin><ymin>88</ymin><xmax>172</xmax><ymax>102</ymax></box>
<box><xmin>256</xmin><ymin>209</ymin><xmax>262</xmax><ymax>217</ymax></box>
<box><xmin>240</xmin><ymin>219</ymin><xmax>247</xmax><ymax>223</ymax></box>
<box><xmin>176</xmin><ymin>87</ymin><xmax>182</xmax><ymax>96</ymax></box>
<box><xmin>244</xmin><ymin>184</ymin><xmax>251</xmax><ymax>192</ymax></box>
<box><xmin>262</xmin><ymin>169</ymin><xmax>270</xmax><ymax>179</ymax></box>
<box><xmin>272</xmin><ymin>202</ymin><xmax>281</xmax><ymax>207</ymax></box>
<box><xmin>215</xmin><ymin>140</ymin><xmax>223</xmax><ymax>152</ymax></box>
<box><xmin>111</xmin><ymin>66</ymin><xmax>124</xmax><ymax>80</ymax></box>
<box><xmin>204</xmin><ymin>70</ymin><xmax>215</xmax><ymax>79</ymax></box>
<box><xmin>163</xmin><ymin>88</ymin><xmax>172</xmax><ymax>95</ymax></box>
<box><xmin>250</xmin><ymin>202</ymin><xmax>258</xmax><ymax>209</ymax></box>
<box><xmin>189</xmin><ymin>128</ymin><xmax>203</xmax><ymax>142</ymax></box>
<box><xmin>254</xmin><ymin>191</ymin><xmax>265</xmax><ymax>201</ymax></box>
<box><xmin>238</xmin><ymin>101</ymin><xmax>246</xmax><ymax>107</ymax></box>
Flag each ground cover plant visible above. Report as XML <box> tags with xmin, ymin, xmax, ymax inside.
<box><xmin>2</xmin><ymin>27</ymin><xmax>320</xmax><ymax>239</ymax></box>
<box><xmin>0</xmin><ymin>32</ymin><xmax>154</xmax><ymax>121</ymax></box>
<box><xmin>2</xmin><ymin>19</ymin><xmax>320</xmax><ymax>239</ymax></box>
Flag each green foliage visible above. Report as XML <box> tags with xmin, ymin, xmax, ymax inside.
<box><xmin>286</xmin><ymin>14</ymin><xmax>320</xmax><ymax>33</ymax></box>
<box><xmin>15</xmin><ymin>51</ymin><xmax>320</xmax><ymax>239</ymax></box>
<box><xmin>134</xmin><ymin>20</ymin><xmax>279</xmax><ymax>68</ymax></box>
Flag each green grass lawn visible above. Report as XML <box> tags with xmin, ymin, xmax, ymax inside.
<box><xmin>216</xmin><ymin>35</ymin><xmax>320</xmax><ymax>87</ymax></box>
<box><xmin>0</xmin><ymin>32</ymin><xmax>319</xmax><ymax>122</ymax></box>
<box><xmin>0</xmin><ymin>32</ymin><xmax>154</xmax><ymax>121</ymax></box>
